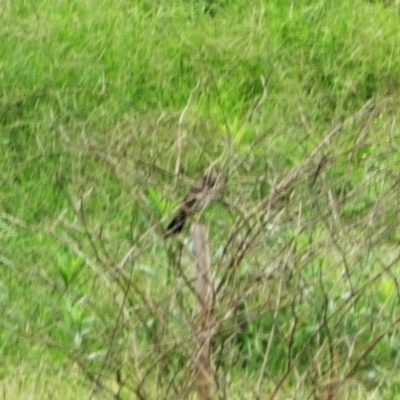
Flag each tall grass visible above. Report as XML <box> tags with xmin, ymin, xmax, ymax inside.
<box><xmin>1</xmin><ymin>0</ymin><xmax>400</xmax><ymax>398</ymax></box>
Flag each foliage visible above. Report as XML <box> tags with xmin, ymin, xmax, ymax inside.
<box><xmin>1</xmin><ymin>0</ymin><xmax>400</xmax><ymax>398</ymax></box>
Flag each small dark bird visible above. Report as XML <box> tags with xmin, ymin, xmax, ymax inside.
<box><xmin>165</xmin><ymin>169</ymin><xmax>225</xmax><ymax>237</ymax></box>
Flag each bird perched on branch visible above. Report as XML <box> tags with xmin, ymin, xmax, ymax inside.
<box><xmin>164</xmin><ymin>169</ymin><xmax>226</xmax><ymax>237</ymax></box>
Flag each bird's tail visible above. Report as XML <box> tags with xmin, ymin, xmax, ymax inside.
<box><xmin>164</xmin><ymin>209</ymin><xmax>187</xmax><ymax>237</ymax></box>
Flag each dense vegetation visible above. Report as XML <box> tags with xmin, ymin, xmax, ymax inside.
<box><xmin>1</xmin><ymin>0</ymin><xmax>400</xmax><ymax>398</ymax></box>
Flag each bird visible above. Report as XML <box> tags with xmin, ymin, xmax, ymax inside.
<box><xmin>164</xmin><ymin>169</ymin><xmax>225</xmax><ymax>237</ymax></box>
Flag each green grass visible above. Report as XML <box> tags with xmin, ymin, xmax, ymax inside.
<box><xmin>2</xmin><ymin>0</ymin><xmax>400</xmax><ymax>398</ymax></box>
